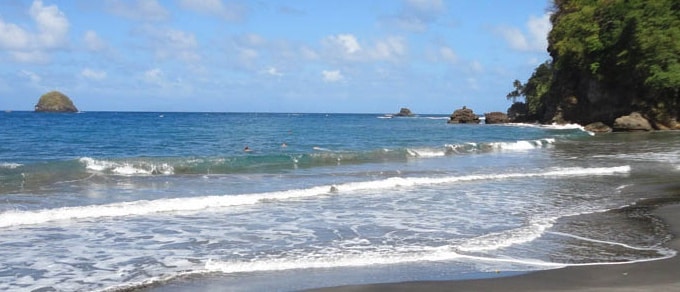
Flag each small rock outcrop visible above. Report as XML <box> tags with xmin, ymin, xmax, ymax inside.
<box><xmin>394</xmin><ymin>107</ymin><xmax>414</xmax><ymax>117</ymax></box>
<box><xmin>584</xmin><ymin>122</ymin><xmax>612</xmax><ymax>133</ymax></box>
<box><xmin>612</xmin><ymin>112</ymin><xmax>652</xmax><ymax>131</ymax></box>
<box><xmin>35</xmin><ymin>91</ymin><xmax>78</xmax><ymax>113</ymax></box>
<box><xmin>484</xmin><ymin>112</ymin><xmax>509</xmax><ymax>124</ymax></box>
<box><xmin>448</xmin><ymin>106</ymin><xmax>480</xmax><ymax>124</ymax></box>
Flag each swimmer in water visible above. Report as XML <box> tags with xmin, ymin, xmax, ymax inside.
<box><xmin>244</xmin><ymin>146</ymin><xmax>252</xmax><ymax>152</ymax></box>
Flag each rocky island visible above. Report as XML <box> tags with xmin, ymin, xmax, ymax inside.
<box><xmin>394</xmin><ymin>108</ymin><xmax>415</xmax><ymax>117</ymax></box>
<box><xmin>448</xmin><ymin>106</ymin><xmax>480</xmax><ymax>124</ymax></box>
<box><xmin>35</xmin><ymin>91</ymin><xmax>78</xmax><ymax>113</ymax></box>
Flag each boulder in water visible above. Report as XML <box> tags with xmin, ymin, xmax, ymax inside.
<box><xmin>448</xmin><ymin>106</ymin><xmax>480</xmax><ymax>124</ymax></box>
<box><xmin>394</xmin><ymin>107</ymin><xmax>414</xmax><ymax>117</ymax></box>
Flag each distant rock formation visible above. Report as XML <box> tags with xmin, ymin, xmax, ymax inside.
<box><xmin>484</xmin><ymin>112</ymin><xmax>509</xmax><ymax>124</ymax></box>
<box><xmin>394</xmin><ymin>107</ymin><xmax>414</xmax><ymax>117</ymax></box>
<box><xmin>35</xmin><ymin>91</ymin><xmax>78</xmax><ymax>113</ymax></box>
<box><xmin>448</xmin><ymin>106</ymin><xmax>480</xmax><ymax>124</ymax></box>
<box><xmin>613</xmin><ymin>112</ymin><xmax>652</xmax><ymax>132</ymax></box>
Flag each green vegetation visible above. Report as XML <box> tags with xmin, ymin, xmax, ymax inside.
<box><xmin>509</xmin><ymin>0</ymin><xmax>680</xmax><ymax>127</ymax></box>
<box><xmin>35</xmin><ymin>91</ymin><xmax>78</xmax><ymax>112</ymax></box>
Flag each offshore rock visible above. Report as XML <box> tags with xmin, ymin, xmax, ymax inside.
<box><xmin>394</xmin><ymin>107</ymin><xmax>414</xmax><ymax>117</ymax></box>
<box><xmin>584</xmin><ymin>122</ymin><xmax>612</xmax><ymax>133</ymax></box>
<box><xmin>484</xmin><ymin>112</ymin><xmax>509</xmax><ymax>124</ymax></box>
<box><xmin>448</xmin><ymin>106</ymin><xmax>480</xmax><ymax>124</ymax></box>
<box><xmin>613</xmin><ymin>112</ymin><xmax>652</xmax><ymax>132</ymax></box>
<box><xmin>35</xmin><ymin>91</ymin><xmax>78</xmax><ymax>113</ymax></box>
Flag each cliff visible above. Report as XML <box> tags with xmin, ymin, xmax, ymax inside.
<box><xmin>515</xmin><ymin>0</ymin><xmax>679</xmax><ymax>130</ymax></box>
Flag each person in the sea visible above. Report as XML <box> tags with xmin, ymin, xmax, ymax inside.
<box><xmin>281</xmin><ymin>142</ymin><xmax>287</xmax><ymax>148</ymax></box>
<box><xmin>244</xmin><ymin>146</ymin><xmax>252</xmax><ymax>152</ymax></box>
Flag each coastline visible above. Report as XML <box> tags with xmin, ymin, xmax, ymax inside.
<box><xmin>310</xmin><ymin>195</ymin><xmax>680</xmax><ymax>292</ymax></box>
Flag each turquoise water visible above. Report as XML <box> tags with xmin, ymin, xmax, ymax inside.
<box><xmin>0</xmin><ymin>112</ymin><xmax>678</xmax><ymax>291</ymax></box>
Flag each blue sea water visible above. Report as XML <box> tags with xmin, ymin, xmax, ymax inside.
<box><xmin>0</xmin><ymin>111</ymin><xmax>679</xmax><ymax>291</ymax></box>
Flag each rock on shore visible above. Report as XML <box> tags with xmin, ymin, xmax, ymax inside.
<box><xmin>612</xmin><ymin>112</ymin><xmax>652</xmax><ymax>132</ymax></box>
<box><xmin>35</xmin><ymin>91</ymin><xmax>78</xmax><ymax>113</ymax></box>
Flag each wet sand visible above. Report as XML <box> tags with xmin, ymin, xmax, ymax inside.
<box><xmin>310</xmin><ymin>203</ymin><xmax>680</xmax><ymax>292</ymax></box>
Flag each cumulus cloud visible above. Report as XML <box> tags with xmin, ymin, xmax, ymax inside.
<box><xmin>497</xmin><ymin>13</ymin><xmax>551</xmax><ymax>52</ymax></box>
<box><xmin>178</xmin><ymin>0</ymin><xmax>247</xmax><ymax>22</ymax></box>
<box><xmin>30</xmin><ymin>0</ymin><xmax>69</xmax><ymax>48</ymax></box>
<box><xmin>106</xmin><ymin>0</ymin><xmax>169</xmax><ymax>22</ymax></box>
<box><xmin>0</xmin><ymin>0</ymin><xmax>69</xmax><ymax>63</ymax></box>
<box><xmin>322</xmin><ymin>70</ymin><xmax>344</xmax><ymax>83</ymax></box>
<box><xmin>81</xmin><ymin>68</ymin><xmax>107</xmax><ymax>80</ymax></box>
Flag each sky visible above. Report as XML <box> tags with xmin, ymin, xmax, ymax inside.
<box><xmin>0</xmin><ymin>0</ymin><xmax>553</xmax><ymax>114</ymax></box>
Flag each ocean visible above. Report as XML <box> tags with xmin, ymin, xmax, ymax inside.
<box><xmin>0</xmin><ymin>111</ymin><xmax>679</xmax><ymax>291</ymax></box>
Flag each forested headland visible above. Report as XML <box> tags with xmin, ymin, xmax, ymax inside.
<box><xmin>508</xmin><ymin>0</ymin><xmax>680</xmax><ymax>130</ymax></box>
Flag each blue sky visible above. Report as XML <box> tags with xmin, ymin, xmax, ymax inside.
<box><xmin>0</xmin><ymin>0</ymin><xmax>552</xmax><ymax>114</ymax></box>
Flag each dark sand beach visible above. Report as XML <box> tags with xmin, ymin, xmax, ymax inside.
<box><xmin>312</xmin><ymin>201</ymin><xmax>680</xmax><ymax>292</ymax></box>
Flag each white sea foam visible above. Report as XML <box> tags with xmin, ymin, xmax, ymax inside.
<box><xmin>458</xmin><ymin>219</ymin><xmax>555</xmax><ymax>252</ymax></box>
<box><xmin>203</xmin><ymin>245</ymin><xmax>563</xmax><ymax>275</ymax></box>
<box><xmin>0</xmin><ymin>165</ymin><xmax>631</xmax><ymax>228</ymax></box>
<box><xmin>406</xmin><ymin>148</ymin><xmax>446</xmax><ymax>158</ymax></box>
<box><xmin>79</xmin><ymin>157</ymin><xmax>174</xmax><ymax>175</ymax></box>
<box><xmin>0</xmin><ymin>162</ymin><xmax>22</xmax><ymax>169</ymax></box>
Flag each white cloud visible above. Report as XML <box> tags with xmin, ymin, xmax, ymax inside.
<box><xmin>81</xmin><ymin>68</ymin><xmax>107</xmax><ymax>80</ymax></box>
<box><xmin>370</xmin><ymin>37</ymin><xmax>406</xmax><ymax>61</ymax></box>
<box><xmin>0</xmin><ymin>20</ymin><xmax>31</xmax><ymax>50</ymax></box>
<box><xmin>30</xmin><ymin>0</ymin><xmax>69</xmax><ymax>48</ymax></box>
<box><xmin>264</xmin><ymin>67</ymin><xmax>283</xmax><ymax>76</ymax></box>
<box><xmin>143</xmin><ymin>68</ymin><xmax>164</xmax><ymax>84</ymax></box>
<box><xmin>322</xmin><ymin>70</ymin><xmax>344</xmax><ymax>83</ymax></box>
<box><xmin>326</xmin><ymin>34</ymin><xmax>361</xmax><ymax>54</ymax></box>
<box><xmin>83</xmin><ymin>30</ymin><xmax>107</xmax><ymax>52</ymax></box>
<box><xmin>178</xmin><ymin>0</ymin><xmax>247</xmax><ymax>22</ymax></box>
<box><xmin>527</xmin><ymin>13</ymin><xmax>551</xmax><ymax>51</ymax></box>
<box><xmin>140</xmin><ymin>27</ymin><xmax>201</xmax><ymax>63</ymax></box>
<box><xmin>0</xmin><ymin>0</ymin><xmax>69</xmax><ymax>63</ymax></box>
<box><xmin>11</xmin><ymin>50</ymin><xmax>50</xmax><ymax>63</ymax></box>
<box><xmin>323</xmin><ymin>34</ymin><xmax>406</xmax><ymax>62</ymax></box>
<box><xmin>107</xmin><ymin>0</ymin><xmax>169</xmax><ymax>22</ymax></box>
<box><xmin>438</xmin><ymin>46</ymin><xmax>457</xmax><ymax>64</ymax></box>
<box><xmin>497</xmin><ymin>13</ymin><xmax>551</xmax><ymax>52</ymax></box>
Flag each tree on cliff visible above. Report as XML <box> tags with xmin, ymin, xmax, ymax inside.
<box><xmin>510</xmin><ymin>0</ymin><xmax>680</xmax><ymax>127</ymax></box>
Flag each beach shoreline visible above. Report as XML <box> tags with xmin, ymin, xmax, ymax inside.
<box><xmin>310</xmin><ymin>199</ymin><xmax>680</xmax><ymax>292</ymax></box>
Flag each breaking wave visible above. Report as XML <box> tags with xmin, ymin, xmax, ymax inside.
<box><xmin>0</xmin><ymin>165</ymin><xmax>631</xmax><ymax>228</ymax></box>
